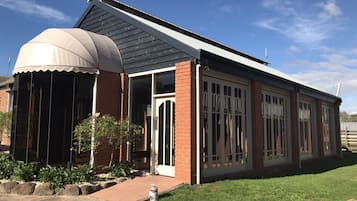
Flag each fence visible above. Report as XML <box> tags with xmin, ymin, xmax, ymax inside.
<box><xmin>341</xmin><ymin>122</ymin><xmax>357</xmax><ymax>151</ymax></box>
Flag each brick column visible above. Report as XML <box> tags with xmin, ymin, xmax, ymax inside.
<box><xmin>316</xmin><ymin>100</ymin><xmax>324</xmax><ymax>158</ymax></box>
<box><xmin>175</xmin><ymin>61</ymin><xmax>196</xmax><ymax>184</ymax></box>
<box><xmin>290</xmin><ymin>92</ymin><xmax>299</xmax><ymax>164</ymax></box>
<box><xmin>95</xmin><ymin>70</ymin><xmax>121</xmax><ymax>166</ymax></box>
<box><xmin>251</xmin><ymin>80</ymin><xmax>264</xmax><ymax>170</ymax></box>
<box><xmin>120</xmin><ymin>73</ymin><xmax>128</xmax><ymax>120</ymax></box>
<box><xmin>119</xmin><ymin>73</ymin><xmax>129</xmax><ymax>161</ymax></box>
<box><xmin>334</xmin><ymin>101</ymin><xmax>342</xmax><ymax>158</ymax></box>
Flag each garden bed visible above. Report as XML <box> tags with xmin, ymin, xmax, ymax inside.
<box><xmin>0</xmin><ymin>153</ymin><xmax>135</xmax><ymax>196</ymax></box>
<box><xmin>0</xmin><ymin>176</ymin><xmax>127</xmax><ymax>196</ymax></box>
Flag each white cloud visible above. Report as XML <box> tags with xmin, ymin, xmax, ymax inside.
<box><xmin>0</xmin><ymin>0</ymin><xmax>73</xmax><ymax>23</ymax></box>
<box><xmin>287</xmin><ymin>49</ymin><xmax>357</xmax><ymax>113</ymax></box>
<box><xmin>261</xmin><ymin>0</ymin><xmax>296</xmax><ymax>16</ymax></box>
<box><xmin>286</xmin><ymin>45</ymin><xmax>301</xmax><ymax>54</ymax></box>
<box><xmin>318</xmin><ymin>0</ymin><xmax>341</xmax><ymax>19</ymax></box>
<box><xmin>219</xmin><ymin>4</ymin><xmax>233</xmax><ymax>13</ymax></box>
<box><xmin>256</xmin><ymin>0</ymin><xmax>343</xmax><ymax>45</ymax></box>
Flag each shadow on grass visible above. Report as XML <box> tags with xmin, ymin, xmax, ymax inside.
<box><xmin>256</xmin><ymin>151</ymin><xmax>357</xmax><ymax>179</ymax></box>
<box><xmin>295</xmin><ymin>151</ymin><xmax>357</xmax><ymax>175</ymax></box>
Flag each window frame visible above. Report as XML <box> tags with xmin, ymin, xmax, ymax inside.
<box><xmin>298</xmin><ymin>96</ymin><xmax>318</xmax><ymax>159</ymax></box>
<box><xmin>261</xmin><ymin>85</ymin><xmax>291</xmax><ymax>166</ymax></box>
<box><xmin>201</xmin><ymin>71</ymin><xmax>252</xmax><ymax>177</ymax></box>
<box><xmin>321</xmin><ymin>103</ymin><xmax>336</xmax><ymax>156</ymax></box>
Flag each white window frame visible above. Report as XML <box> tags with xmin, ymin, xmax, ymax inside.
<box><xmin>298</xmin><ymin>96</ymin><xmax>318</xmax><ymax>159</ymax></box>
<box><xmin>202</xmin><ymin>71</ymin><xmax>252</xmax><ymax>177</ymax></box>
<box><xmin>262</xmin><ymin>86</ymin><xmax>291</xmax><ymax>166</ymax></box>
<box><xmin>128</xmin><ymin>66</ymin><xmax>176</xmax><ymax>174</ymax></box>
<box><xmin>321</xmin><ymin>103</ymin><xmax>336</xmax><ymax>156</ymax></box>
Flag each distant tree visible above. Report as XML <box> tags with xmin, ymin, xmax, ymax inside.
<box><xmin>340</xmin><ymin>111</ymin><xmax>350</xmax><ymax>122</ymax></box>
<box><xmin>350</xmin><ymin>114</ymin><xmax>357</xmax><ymax>122</ymax></box>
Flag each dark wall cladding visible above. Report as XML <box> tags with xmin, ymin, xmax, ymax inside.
<box><xmin>78</xmin><ymin>6</ymin><xmax>192</xmax><ymax>73</ymax></box>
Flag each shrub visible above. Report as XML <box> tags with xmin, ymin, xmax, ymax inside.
<box><xmin>12</xmin><ymin>161</ymin><xmax>35</xmax><ymax>182</ymax></box>
<box><xmin>0</xmin><ymin>153</ymin><xmax>16</xmax><ymax>179</ymax></box>
<box><xmin>39</xmin><ymin>165</ymin><xmax>95</xmax><ymax>189</ymax></box>
<box><xmin>39</xmin><ymin>166</ymin><xmax>67</xmax><ymax>189</ymax></box>
<box><xmin>70</xmin><ymin>164</ymin><xmax>94</xmax><ymax>183</ymax></box>
<box><xmin>110</xmin><ymin>161</ymin><xmax>135</xmax><ymax>177</ymax></box>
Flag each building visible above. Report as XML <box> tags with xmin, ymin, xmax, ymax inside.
<box><xmin>10</xmin><ymin>0</ymin><xmax>341</xmax><ymax>184</ymax></box>
<box><xmin>0</xmin><ymin>76</ymin><xmax>14</xmax><ymax>146</ymax></box>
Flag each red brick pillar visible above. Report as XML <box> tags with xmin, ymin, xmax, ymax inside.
<box><xmin>119</xmin><ymin>73</ymin><xmax>129</xmax><ymax>161</ymax></box>
<box><xmin>175</xmin><ymin>61</ymin><xmax>196</xmax><ymax>184</ymax></box>
<box><xmin>290</xmin><ymin>92</ymin><xmax>299</xmax><ymax>164</ymax></box>
<box><xmin>95</xmin><ymin>71</ymin><xmax>121</xmax><ymax>166</ymax></box>
<box><xmin>334</xmin><ymin>101</ymin><xmax>342</xmax><ymax>158</ymax></box>
<box><xmin>251</xmin><ymin>80</ymin><xmax>264</xmax><ymax>170</ymax></box>
<box><xmin>316</xmin><ymin>100</ymin><xmax>324</xmax><ymax>158</ymax></box>
<box><xmin>120</xmin><ymin>73</ymin><xmax>128</xmax><ymax>120</ymax></box>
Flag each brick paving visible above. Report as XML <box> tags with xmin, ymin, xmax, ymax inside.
<box><xmin>90</xmin><ymin>175</ymin><xmax>182</xmax><ymax>201</ymax></box>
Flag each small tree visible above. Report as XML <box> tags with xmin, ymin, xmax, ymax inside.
<box><xmin>74</xmin><ymin>115</ymin><xmax>142</xmax><ymax>168</ymax></box>
<box><xmin>0</xmin><ymin>112</ymin><xmax>12</xmax><ymax>144</ymax></box>
<box><xmin>73</xmin><ymin>114</ymin><xmax>116</xmax><ymax>167</ymax></box>
<box><xmin>113</xmin><ymin>118</ymin><xmax>142</xmax><ymax>165</ymax></box>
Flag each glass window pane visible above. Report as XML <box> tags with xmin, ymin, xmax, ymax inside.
<box><xmin>155</xmin><ymin>71</ymin><xmax>175</xmax><ymax>94</ymax></box>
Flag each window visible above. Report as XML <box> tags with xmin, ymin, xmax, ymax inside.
<box><xmin>298</xmin><ymin>99</ymin><xmax>315</xmax><ymax>158</ymax></box>
<box><xmin>155</xmin><ymin>71</ymin><xmax>175</xmax><ymax>94</ymax></box>
<box><xmin>322</xmin><ymin>104</ymin><xmax>335</xmax><ymax>155</ymax></box>
<box><xmin>202</xmin><ymin>75</ymin><xmax>250</xmax><ymax>176</ymax></box>
<box><xmin>130</xmin><ymin>75</ymin><xmax>152</xmax><ymax>168</ymax></box>
<box><xmin>262</xmin><ymin>90</ymin><xmax>289</xmax><ymax>163</ymax></box>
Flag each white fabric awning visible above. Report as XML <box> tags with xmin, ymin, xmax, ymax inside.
<box><xmin>13</xmin><ymin>28</ymin><xmax>122</xmax><ymax>75</ymax></box>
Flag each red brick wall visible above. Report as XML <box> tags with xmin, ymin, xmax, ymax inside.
<box><xmin>175</xmin><ymin>61</ymin><xmax>196</xmax><ymax>184</ymax></box>
<box><xmin>94</xmin><ymin>70</ymin><xmax>121</xmax><ymax>166</ymax></box>
<box><xmin>251</xmin><ymin>80</ymin><xmax>264</xmax><ymax>170</ymax></box>
<box><xmin>96</xmin><ymin>71</ymin><xmax>121</xmax><ymax>119</ymax></box>
<box><xmin>119</xmin><ymin>73</ymin><xmax>128</xmax><ymax>161</ymax></box>
<box><xmin>0</xmin><ymin>88</ymin><xmax>10</xmax><ymax>146</ymax></box>
<box><xmin>0</xmin><ymin>89</ymin><xmax>9</xmax><ymax>112</ymax></box>
<box><xmin>334</xmin><ymin>101</ymin><xmax>342</xmax><ymax>157</ymax></box>
<box><xmin>290</xmin><ymin>92</ymin><xmax>299</xmax><ymax>164</ymax></box>
<box><xmin>316</xmin><ymin>100</ymin><xmax>324</xmax><ymax>158</ymax></box>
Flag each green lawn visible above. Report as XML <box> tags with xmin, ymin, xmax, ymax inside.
<box><xmin>161</xmin><ymin>152</ymin><xmax>357</xmax><ymax>201</ymax></box>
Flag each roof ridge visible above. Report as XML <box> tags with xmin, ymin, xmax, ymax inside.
<box><xmin>101</xmin><ymin>0</ymin><xmax>268</xmax><ymax>65</ymax></box>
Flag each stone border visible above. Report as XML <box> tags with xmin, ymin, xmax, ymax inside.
<box><xmin>0</xmin><ymin>177</ymin><xmax>127</xmax><ymax>196</ymax></box>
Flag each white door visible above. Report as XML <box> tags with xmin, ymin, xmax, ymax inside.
<box><xmin>154</xmin><ymin>97</ymin><xmax>175</xmax><ymax>177</ymax></box>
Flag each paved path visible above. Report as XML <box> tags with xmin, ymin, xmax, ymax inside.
<box><xmin>90</xmin><ymin>175</ymin><xmax>182</xmax><ymax>201</ymax></box>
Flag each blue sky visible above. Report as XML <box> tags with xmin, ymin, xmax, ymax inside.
<box><xmin>0</xmin><ymin>0</ymin><xmax>356</xmax><ymax>113</ymax></box>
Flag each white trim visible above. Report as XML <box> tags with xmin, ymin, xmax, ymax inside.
<box><xmin>90</xmin><ymin>75</ymin><xmax>98</xmax><ymax>168</ymax></box>
<box><xmin>153</xmin><ymin>93</ymin><xmax>175</xmax><ymax>98</ymax></box>
<box><xmin>196</xmin><ymin>64</ymin><xmax>201</xmax><ymax>184</ymax></box>
<box><xmin>128</xmin><ymin>66</ymin><xmax>176</xmax><ymax>78</ymax></box>
<box><xmin>150</xmin><ymin>74</ymin><xmax>155</xmax><ymax>174</ymax></box>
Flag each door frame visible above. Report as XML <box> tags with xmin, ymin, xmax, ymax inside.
<box><xmin>152</xmin><ymin>95</ymin><xmax>175</xmax><ymax>177</ymax></box>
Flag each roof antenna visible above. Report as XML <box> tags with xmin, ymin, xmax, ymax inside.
<box><xmin>264</xmin><ymin>48</ymin><xmax>269</xmax><ymax>64</ymax></box>
<box><xmin>336</xmin><ymin>82</ymin><xmax>341</xmax><ymax>96</ymax></box>
<box><xmin>7</xmin><ymin>57</ymin><xmax>11</xmax><ymax>76</ymax></box>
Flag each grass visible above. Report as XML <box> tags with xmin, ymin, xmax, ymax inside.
<box><xmin>161</xmin><ymin>152</ymin><xmax>357</xmax><ymax>201</ymax></box>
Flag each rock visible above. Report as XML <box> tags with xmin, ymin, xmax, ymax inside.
<box><xmin>58</xmin><ymin>184</ymin><xmax>80</xmax><ymax>196</ymax></box>
<box><xmin>101</xmin><ymin>181</ymin><xmax>117</xmax><ymax>189</ymax></box>
<box><xmin>12</xmin><ymin>182</ymin><xmax>36</xmax><ymax>195</ymax></box>
<box><xmin>117</xmin><ymin>177</ymin><xmax>127</xmax><ymax>183</ymax></box>
<box><xmin>0</xmin><ymin>181</ymin><xmax>18</xmax><ymax>193</ymax></box>
<box><xmin>33</xmin><ymin>183</ymin><xmax>54</xmax><ymax>196</ymax></box>
<box><xmin>80</xmin><ymin>185</ymin><xmax>94</xmax><ymax>195</ymax></box>
<box><xmin>92</xmin><ymin>184</ymin><xmax>103</xmax><ymax>192</ymax></box>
